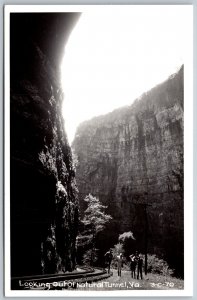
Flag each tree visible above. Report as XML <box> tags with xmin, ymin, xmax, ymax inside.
<box><xmin>118</xmin><ymin>231</ymin><xmax>136</xmax><ymax>259</ymax></box>
<box><xmin>113</xmin><ymin>242</ymin><xmax>124</xmax><ymax>256</ymax></box>
<box><xmin>79</xmin><ymin>194</ymin><xmax>112</xmax><ymax>266</ymax></box>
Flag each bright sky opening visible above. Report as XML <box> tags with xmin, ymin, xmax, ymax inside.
<box><xmin>61</xmin><ymin>6</ymin><xmax>191</xmax><ymax>144</ymax></box>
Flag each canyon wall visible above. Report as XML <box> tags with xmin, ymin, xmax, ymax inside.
<box><xmin>10</xmin><ymin>13</ymin><xmax>80</xmax><ymax>277</ymax></box>
<box><xmin>73</xmin><ymin>67</ymin><xmax>184</xmax><ymax>276</ymax></box>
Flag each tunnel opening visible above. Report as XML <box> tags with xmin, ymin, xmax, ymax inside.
<box><xmin>10</xmin><ymin>12</ymin><xmax>80</xmax><ymax>278</ymax></box>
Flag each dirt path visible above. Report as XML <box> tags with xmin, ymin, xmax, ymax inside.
<box><xmin>77</xmin><ymin>269</ymin><xmax>184</xmax><ymax>290</ymax></box>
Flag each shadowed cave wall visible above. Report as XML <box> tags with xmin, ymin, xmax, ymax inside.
<box><xmin>10</xmin><ymin>13</ymin><xmax>80</xmax><ymax>277</ymax></box>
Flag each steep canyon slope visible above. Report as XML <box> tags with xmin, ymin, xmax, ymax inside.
<box><xmin>73</xmin><ymin>67</ymin><xmax>184</xmax><ymax>275</ymax></box>
<box><xmin>10</xmin><ymin>13</ymin><xmax>80</xmax><ymax>277</ymax></box>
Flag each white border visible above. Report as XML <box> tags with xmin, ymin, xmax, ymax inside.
<box><xmin>4</xmin><ymin>4</ymin><xmax>193</xmax><ymax>297</ymax></box>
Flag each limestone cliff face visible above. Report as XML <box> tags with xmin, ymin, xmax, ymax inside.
<box><xmin>10</xmin><ymin>13</ymin><xmax>80</xmax><ymax>277</ymax></box>
<box><xmin>73</xmin><ymin>67</ymin><xmax>184</xmax><ymax>275</ymax></box>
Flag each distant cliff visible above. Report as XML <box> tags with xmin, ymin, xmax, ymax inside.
<box><xmin>72</xmin><ymin>66</ymin><xmax>184</xmax><ymax>276</ymax></box>
<box><xmin>10</xmin><ymin>13</ymin><xmax>80</xmax><ymax>277</ymax></box>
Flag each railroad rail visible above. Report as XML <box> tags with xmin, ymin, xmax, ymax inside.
<box><xmin>11</xmin><ymin>267</ymin><xmax>112</xmax><ymax>290</ymax></box>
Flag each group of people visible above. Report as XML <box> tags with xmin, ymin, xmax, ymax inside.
<box><xmin>129</xmin><ymin>251</ymin><xmax>143</xmax><ymax>279</ymax></box>
<box><xmin>104</xmin><ymin>249</ymin><xmax>143</xmax><ymax>279</ymax></box>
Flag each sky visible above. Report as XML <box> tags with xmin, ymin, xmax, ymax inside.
<box><xmin>61</xmin><ymin>6</ymin><xmax>192</xmax><ymax>144</ymax></box>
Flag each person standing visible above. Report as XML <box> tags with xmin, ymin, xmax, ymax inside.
<box><xmin>117</xmin><ymin>253</ymin><xmax>123</xmax><ymax>277</ymax></box>
<box><xmin>129</xmin><ymin>254</ymin><xmax>137</xmax><ymax>278</ymax></box>
<box><xmin>137</xmin><ymin>254</ymin><xmax>143</xmax><ymax>279</ymax></box>
<box><xmin>104</xmin><ymin>249</ymin><xmax>113</xmax><ymax>274</ymax></box>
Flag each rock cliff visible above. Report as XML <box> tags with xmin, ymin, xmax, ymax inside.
<box><xmin>10</xmin><ymin>13</ymin><xmax>80</xmax><ymax>277</ymax></box>
<box><xmin>72</xmin><ymin>67</ymin><xmax>184</xmax><ymax>276</ymax></box>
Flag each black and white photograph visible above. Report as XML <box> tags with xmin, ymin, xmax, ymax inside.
<box><xmin>4</xmin><ymin>5</ymin><xmax>193</xmax><ymax>297</ymax></box>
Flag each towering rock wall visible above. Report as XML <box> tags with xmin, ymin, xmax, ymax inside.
<box><xmin>73</xmin><ymin>67</ymin><xmax>184</xmax><ymax>276</ymax></box>
<box><xmin>10</xmin><ymin>13</ymin><xmax>80</xmax><ymax>277</ymax></box>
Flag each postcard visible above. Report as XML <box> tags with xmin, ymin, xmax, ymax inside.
<box><xmin>4</xmin><ymin>4</ymin><xmax>193</xmax><ymax>297</ymax></box>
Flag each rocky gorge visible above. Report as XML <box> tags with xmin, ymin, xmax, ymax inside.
<box><xmin>72</xmin><ymin>67</ymin><xmax>184</xmax><ymax>276</ymax></box>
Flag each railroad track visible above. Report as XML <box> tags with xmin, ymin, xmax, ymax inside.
<box><xmin>11</xmin><ymin>267</ymin><xmax>112</xmax><ymax>290</ymax></box>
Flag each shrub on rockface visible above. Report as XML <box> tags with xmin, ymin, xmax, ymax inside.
<box><xmin>38</xmin><ymin>141</ymin><xmax>78</xmax><ymax>273</ymax></box>
<box><xmin>39</xmin><ymin>147</ymin><xmax>58</xmax><ymax>176</ymax></box>
<box><xmin>82</xmin><ymin>248</ymin><xmax>99</xmax><ymax>266</ymax></box>
<box><xmin>147</xmin><ymin>254</ymin><xmax>174</xmax><ymax>276</ymax></box>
